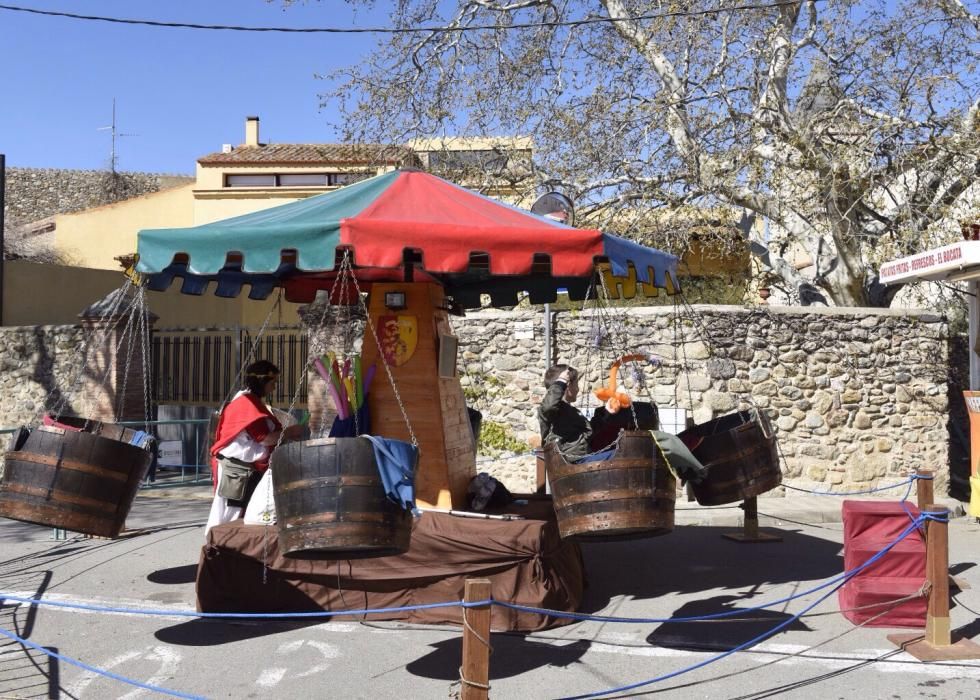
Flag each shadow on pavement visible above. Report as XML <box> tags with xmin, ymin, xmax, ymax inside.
<box><xmin>147</xmin><ymin>564</ymin><xmax>198</xmax><ymax>585</ymax></box>
<box><xmin>405</xmin><ymin>636</ymin><xmax>590</xmax><ymax>681</ymax></box>
<box><xmin>154</xmin><ymin>618</ymin><xmax>321</xmax><ymax>646</ymax></box>
<box><xmin>577</xmin><ymin>525</ymin><xmax>842</xmax><ymax>614</ymax></box>
<box><xmin>646</xmin><ymin>595</ymin><xmax>811</xmax><ymax>651</ymax></box>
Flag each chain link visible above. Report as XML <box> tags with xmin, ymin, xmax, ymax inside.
<box><xmin>44</xmin><ymin>280</ymin><xmax>139</xmax><ymax>425</ymax></box>
<box><xmin>347</xmin><ymin>264</ymin><xmax>418</xmax><ymax>448</ymax></box>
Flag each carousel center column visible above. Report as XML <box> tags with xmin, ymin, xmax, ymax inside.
<box><xmin>360</xmin><ymin>282</ymin><xmax>476</xmax><ymax>509</ymax></box>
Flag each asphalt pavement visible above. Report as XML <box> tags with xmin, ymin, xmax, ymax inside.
<box><xmin>0</xmin><ymin>487</ymin><xmax>978</xmax><ymax>699</ymax></box>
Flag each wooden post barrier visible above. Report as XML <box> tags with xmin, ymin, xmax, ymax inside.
<box><xmin>914</xmin><ymin>469</ymin><xmax>969</xmax><ymax>592</ymax></box>
<box><xmin>722</xmin><ymin>496</ymin><xmax>782</xmax><ymax>543</ymax></box>
<box><xmin>888</xmin><ymin>505</ymin><xmax>980</xmax><ymax>660</ymax></box>
<box><xmin>461</xmin><ymin>578</ymin><xmax>492</xmax><ymax>700</ymax></box>
<box><xmin>915</xmin><ymin>468</ymin><xmax>934</xmax><ymax>511</ymax></box>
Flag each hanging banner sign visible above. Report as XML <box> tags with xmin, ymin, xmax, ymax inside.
<box><xmin>377</xmin><ymin>315</ymin><xmax>418</xmax><ymax>366</ymax></box>
<box><xmin>879</xmin><ymin>241</ymin><xmax>980</xmax><ymax>284</ymax></box>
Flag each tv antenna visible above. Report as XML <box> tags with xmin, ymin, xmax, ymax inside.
<box><xmin>97</xmin><ymin>99</ymin><xmax>138</xmax><ymax>173</ymax></box>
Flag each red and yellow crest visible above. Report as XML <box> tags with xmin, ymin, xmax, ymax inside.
<box><xmin>377</xmin><ymin>315</ymin><xmax>418</xmax><ymax>367</ymax></box>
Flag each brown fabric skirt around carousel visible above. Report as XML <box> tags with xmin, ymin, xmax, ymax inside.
<box><xmin>196</xmin><ymin>497</ymin><xmax>584</xmax><ymax>632</ymax></box>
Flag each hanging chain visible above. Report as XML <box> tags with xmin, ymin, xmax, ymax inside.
<box><xmin>44</xmin><ymin>280</ymin><xmax>139</xmax><ymax>425</ymax></box>
<box><xmin>672</xmin><ymin>292</ymin><xmax>696</xmax><ymax>417</ymax></box>
<box><xmin>84</xmin><ymin>287</ymin><xmax>144</xmax><ymax>430</ymax></box>
<box><xmin>597</xmin><ymin>271</ymin><xmax>642</xmax><ymax>430</ymax></box>
<box><xmin>114</xmin><ymin>292</ymin><xmax>145</xmax><ymax>422</ymax></box>
<box><xmin>217</xmin><ymin>290</ymin><xmax>283</xmax><ymax>415</ymax></box>
<box><xmin>137</xmin><ymin>286</ymin><xmax>154</xmax><ymax>433</ymax></box>
<box><xmin>347</xmin><ymin>265</ymin><xmax>418</xmax><ymax>448</ymax></box>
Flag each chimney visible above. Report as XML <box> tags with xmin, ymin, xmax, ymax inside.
<box><xmin>245</xmin><ymin>116</ymin><xmax>260</xmax><ymax>147</ymax></box>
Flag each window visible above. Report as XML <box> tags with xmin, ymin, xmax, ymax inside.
<box><xmin>329</xmin><ymin>172</ymin><xmax>372</xmax><ymax>186</ymax></box>
<box><xmin>225</xmin><ymin>174</ymin><xmax>276</xmax><ymax>187</ymax></box>
<box><xmin>224</xmin><ymin>172</ymin><xmax>373</xmax><ymax>188</ymax></box>
<box><xmin>278</xmin><ymin>173</ymin><xmax>328</xmax><ymax>186</ymax></box>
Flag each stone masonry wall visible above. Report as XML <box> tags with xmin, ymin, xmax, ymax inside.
<box><xmin>452</xmin><ymin>305</ymin><xmax>950</xmax><ymax>495</ymax></box>
<box><xmin>3</xmin><ymin>167</ymin><xmax>194</xmax><ymax>231</ymax></box>
<box><xmin>0</xmin><ymin>321</ymin><xmax>151</xmax><ymax>434</ymax></box>
<box><xmin>0</xmin><ymin>304</ymin><xmax>951</xmax><ymax>497</ymax></box>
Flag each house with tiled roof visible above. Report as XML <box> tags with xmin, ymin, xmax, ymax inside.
<box><xmin>5</xmin><ymin>118</ymin><xmax>526</xmax><ymax>326</ymax></box>
<box><xmin>44</xmin><ymin>117</ymin><xmax>421</xmax><ymax>271</ymax></box>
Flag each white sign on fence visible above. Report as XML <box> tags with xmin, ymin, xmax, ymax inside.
<box><xmin>157</xmin><ymin>440</ymin><xmax>184</xmax><ymax>466</ymax></box>
<box><xmin>513</xmin><ymin>321</ymin><xmax>535</xmax><ymax>340</ymax></box>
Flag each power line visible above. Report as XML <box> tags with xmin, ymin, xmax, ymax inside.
<box><xmin>0</xmin><ymin>1</ymin><xmax>828</xmax><ymax>35</ymax></box>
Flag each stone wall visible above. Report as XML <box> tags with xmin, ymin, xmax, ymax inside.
<box><xmin>3</xmin><ymin>167</ymin><xmax>194</xmax><ymax>231</ymax></box>
<box><xmin>451</xmin><ymin>305</ymin><xmax>950</xmax><ymax>495</ymax></box>
<box><xmin>0</xmin><ymin>321</ymin><xmax>152</xmax><ymax>429</ymax></box>
<box><xmin>0</xmin><ymin>304</ymin><xmax>952</xmax><ymax>498</ymax></box>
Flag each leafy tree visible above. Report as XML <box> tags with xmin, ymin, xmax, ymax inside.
<box><xmin>327</xmin><ymin>0</ymin><xmax>979</xmax><ymax>306</ymax></box>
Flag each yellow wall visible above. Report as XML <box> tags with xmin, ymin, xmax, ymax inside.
<box><xmin>192</xmin><ymin>163</ymin><xmax>396</xmax><ymax>224</ymax></box>
<box><xmin>2</xmin><ymin>261</ymin><xmax>306</xmax><ymax>329</ymax></box>
<box><xmin>53</xmin><ymin>184</ymin><xmax>196</xmax><ymax>270</ymax></box>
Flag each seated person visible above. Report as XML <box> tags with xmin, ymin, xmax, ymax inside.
<box><xmin>539</xmin><ymin>363</ymin><xmax>707</xmax><ymax>482</ymax></box>
<box><xmin>539</xmin><ymin>365</ymin><xmax>606</xmax><ymax>462</ymax></box>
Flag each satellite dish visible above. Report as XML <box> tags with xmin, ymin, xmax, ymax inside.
<box><xmin>531</xmin><ymin>192</ymin><xmax>575</xmax><ymax>227</ymax></box>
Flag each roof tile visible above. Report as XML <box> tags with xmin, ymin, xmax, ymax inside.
<box><xmin>198</xmin><ymin>143</ymin><xmax>420</xmax><ymax>166</ymax></box>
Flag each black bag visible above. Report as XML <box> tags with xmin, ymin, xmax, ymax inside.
<box><xmin>466</xmin><ymin>472</ymin><xmax>513</xmax><ymax>511</ymax></box>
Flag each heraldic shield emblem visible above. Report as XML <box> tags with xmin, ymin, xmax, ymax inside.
<box><xmin>377</xmin><ymin>315</ymin><xmax>418</xmax><ymax>367</ymax></box>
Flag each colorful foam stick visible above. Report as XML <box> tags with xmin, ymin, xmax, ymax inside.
<box><xmin>314</xmin><ymin>356</ymin><xmax>348</xmax><ymax>419</ymax></box>
<box><xmin>353</xmin><ymin>356</ymin><xmax>363</xmax><ymax>407</ymax></box>
<box><xmin>593</xmin><ymin>353</ymin><xmax>649</xmax><ymax>414</ymax></box>
<box><xmin>363</xmin><ymin>363</ymin><xmax>377</xmax><ymax>396</ymax></box>
<box><xmin>344</xmin><ymin>376</ymin><xmax>358</xmax><ymax>412</ymax></box>
<box><xmin>312</xmin><ymin>357</ymin><xmax>332</xmax><ymax>384</ymax></box>
<box><xmin>298</xmin><ymin>410</ymin><xmax>311</xmax><ymax>426</ymax></box>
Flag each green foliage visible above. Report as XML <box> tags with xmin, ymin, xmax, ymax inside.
<box><xmin>477</xmin><ymin>420</ymin><xmax>529</xmax><ymax>456</ymax></box>
<box><xmin>461</xmin><ymin>371</ymin><xmax>503</xmax><ymax>405</ymax></box>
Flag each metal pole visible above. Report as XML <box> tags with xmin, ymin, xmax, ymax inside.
<box><xmin>543</xmin><ymin>303</ymin><xmax>552</xmax><ymax>367</ymax></box>
<box><xmin>0</xmin><ymin>153</ymin><xmax>6</xmax><ymax>327</ymax></box>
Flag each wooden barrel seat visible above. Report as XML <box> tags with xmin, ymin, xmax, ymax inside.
<box><xmin>679</xmin><ymin>409</ymin><xmax>782</xmax><ymax>506</ymax></box>
<box><xmin>271</xmin><ymin>436</ymin><xmax>415</xmax><ymax>559</ymax></box>
<box><xmin>545</xmin><ymin>430</ymin><xmax>675</xmax><ymax>541</ymax></box>
<box><xmin>0</xmin><ymin>417</ymin><xmax>153</xmax><ymax>538</ymax></box>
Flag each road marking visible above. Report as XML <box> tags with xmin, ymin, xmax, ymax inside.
<box><xmin>255</xmin><ymin>639</ymin><xmax>341</xmax><ymax>688</ymax></box>
<box><xmin>571</xmin><ymin>636</ymin><xmax>980</xmax><ymax>677</ymax></box>
<box><xmin>65</xmin><ymin>645</ymin><xmax>182</xmax><ymax>698</ymax></box>
<box><xmin>256</xmin><ymin>667</ymin><xmax>288</xmax><ymax>688</ymax></box>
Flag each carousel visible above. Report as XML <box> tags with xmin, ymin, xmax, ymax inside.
<box><xmin>0</xmin><ymin>168</ymin><xmax>784</xmax><ymax>631</ymax></box>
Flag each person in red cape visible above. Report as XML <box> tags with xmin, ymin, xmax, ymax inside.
<box><xmin>205</xmin><ymin>360</ymin><xmax>303</xmax><ymax>534</ymax></box>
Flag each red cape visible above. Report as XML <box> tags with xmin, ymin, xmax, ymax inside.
<box><xmin>210</xmin><ymin>393</ymin><xmax>282</xmax><ymax>485</ymax></box>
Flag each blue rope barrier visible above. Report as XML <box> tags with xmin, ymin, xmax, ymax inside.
<box><xmin>557</xmin><ymin>514</ymin><xmax>937</xmax><ymax>700</ymax></box>
<box><xmin>782</xmin><ymin>474</ymin><xmax>928</xmax><ymax>497</ymax></box>
<box><xmin>2</xmin><ymin>511</ymin><xmax>950</xmax><ymax>627</ymax></box>
<box><xmin>0</xmin><ymin>624</ymin><xmax>204</xmax><ymax>700</ymax></box>
<box><xmin>495</xmin><ymin>511</ymin><xmax>935</xmax><ymax>625</ymax></box>
<box><xmin>0</xmin><ymin>595</ymin><xmax>481</xmax><ymax>620</ymax></box>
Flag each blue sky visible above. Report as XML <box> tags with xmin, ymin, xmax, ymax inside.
<box><xmin>0</xmin><ymin>1</ymin><xmax>389</xmax><ymax>174</ymax></box>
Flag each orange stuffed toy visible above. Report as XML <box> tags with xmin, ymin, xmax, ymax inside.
<box><xmin>593</xmin><ymin>354</ymin><xmax>648</xmax><ymax>414</ymax></box>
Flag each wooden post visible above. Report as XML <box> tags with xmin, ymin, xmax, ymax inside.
<box><xmin>913</xmin><ymin>470</ymin><xmax>969</xmax><ymax>592</ymax></box>
<box><xmin>916</xmin><ymin>468</ymin><xmax>934</xmax><ymax>512</ymax></box>
<box><xmin>888</xmin><ymin>505</ymin><xmax>980</xmax><ymax>660</ymax></box>
<box><xmin>925</xmin><ymin>505</ymin><xmax>951</xmax><ymax>646</ymax></box>
<box><xmin>461</xmin><ymin>578</ymin><xmax>492</xmax><ymax>700</ymax></box>
<box><xmin>722</xmin><ymin>496</ymin><xmax>782</xmax><ymax>543</ymax></box>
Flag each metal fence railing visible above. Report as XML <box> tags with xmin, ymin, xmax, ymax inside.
<box><xmin>120</xmin><ymin>418</ymin><xmax>214</xmax><ymax>488</ymax></box>
<box><xmin>152</xmin><ymin>326</ymin><xmax>309</xmax><ymax>408</ymax></box>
